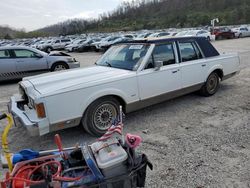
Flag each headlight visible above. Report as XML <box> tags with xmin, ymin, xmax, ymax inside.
<box><xmin>19</xmin><ymin>85</ymin><xmax>25</xmax><ymax>96</ymax></box>
<box><xmin>66</xmin><ymin>57</ymin><xmax>76</xmax><ymax>63</ymax></box>
<box><xmin>28</xmin><ymin>97</ymin><xmax>35</xmax><ymax>108</ymax></box>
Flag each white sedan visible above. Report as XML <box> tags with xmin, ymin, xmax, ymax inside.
<box><xmin>184</xmin><ymin>30</ymin><xmax>215</xmax><ymax>41</ymax></box>
<box><xmin>232</xmin><ymin>27</ymin><xmax>250</xmax><ymax>38</ymax></box>
<box><xmin>10</xmin><ymin>37</ymin><xmax>240</xmax><ymax>136</ymax></box>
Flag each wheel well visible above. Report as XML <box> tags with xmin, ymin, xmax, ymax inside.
<box><xmin>85</xmin><ymin>95</ymin><xmax>127</xmax><ymax>115</ymax></box>
<box><xmin>51</xmin><ymin>61</ymin><xmax>69</xmax><ymax>69</ymax></box>
<box><xmin>213</xmin><ymin>69</ymin><xmax>223</xmax><ymax>79</ymax></box>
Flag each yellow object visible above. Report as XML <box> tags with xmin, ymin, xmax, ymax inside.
<box><xmin>1</xmin><ymin>113</ymin><xmax>13</xmax><ymax>172</ymax></box>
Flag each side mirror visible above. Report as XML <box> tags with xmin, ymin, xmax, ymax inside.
<box><xmin>35</xmin><ymin>53</ymin><xmax>43</xmax><ymax>58</ymax></box>
<box><xmin>154</xmin><ymin>61</ymin><xmax>163</xmax><ymax>71</ymax></box>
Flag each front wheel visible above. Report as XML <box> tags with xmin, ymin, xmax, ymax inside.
<box><xmin>82</xmin><ymin>97</ymin><xmax>120</xmax><ymax>136</ymax></box>
<box><xmin>51</xmin><ymin>62</ymin><xmax>69</xmax><ymax>71</ymax></box>
<box><xmin>200</xmin><ymin>72</ymin><xmax>220</xmax><ymax>97</ymax></box>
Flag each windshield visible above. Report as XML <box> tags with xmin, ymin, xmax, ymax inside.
<box><xmin>96</xmin><ymin>44</ymin><xmax>149</xmax><ymax>71</ymax></box>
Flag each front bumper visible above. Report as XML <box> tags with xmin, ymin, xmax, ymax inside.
<box><xmin>9</xmin><ymin>96</ymin><xmax>39</xmax><ymax>136</ymax></box>
<box><xmin>68</xmin><ymin>61</ymin><xmax>80</xmax><ymax>69</ymax></box>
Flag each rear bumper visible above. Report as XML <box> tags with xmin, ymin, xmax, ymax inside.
<box><xmin>8</xmin><ymin>96</ymin><xmax>39</xmax><ymax>136</ymax></box>
<box><xmin>222</xmin><ymin>71</ymin><xmax>240</xmax><ymax>81</ymax></box>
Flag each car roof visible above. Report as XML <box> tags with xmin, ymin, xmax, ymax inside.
<box><xmin>124</xmin><ymin>36</ymin><xmax>207</xmax><ymax>44</ymax></box>
<box><xmin>117</xmin><ymin>36</ymin><xmax>220</xmax><ymax>58</ymax></box>
<box><xmin>0</xmin><ymin>46</ymin><xmax>36</xmax><ymax>50</ymax></box>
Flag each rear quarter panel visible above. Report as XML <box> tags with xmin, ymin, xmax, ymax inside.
<box><xmin>205</xmin><ymin>53</ymin><xmax>240</xmax><ymax>80</ymax></box>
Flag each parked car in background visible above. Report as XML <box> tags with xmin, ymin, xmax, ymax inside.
<box><xmin>10</xmin><ymin>37</ymin><xmax>240</xmax><ymax>137</ymax></box>
<box><xmin>184</xmin><ymin>30</ymin><xmax>214</xmax><ymax>41</ymax></box>
<box><xmin>37</xmin><ymin>40</ymin><xmax>53</xmax><ymax>52</ymax></box>
<box><xmin>135</xmin><ymin>32</ymin><xmax>152</xmax><ymax>39</ymax></box>
<box><xmin>65</xmin><ymin>39</ymin><xmax>86</xmax><ymax>52</ymax></box>
<box><xmin>232</xmin><ymin>27</ymin><xmax>250</xmax><ymax>38</ymax></box>
<box><xmin>213</xmin><ymin>27</ymin><xmax>235</xmax><ymax>40</ymax></box>
<box><xmin>76</xmin><ymin>38</ymin><xmax>101</xmax><ymax>52</ymax></box>
<box><xmin>44</xmin><ymin>39</ymin><xmax>71</xmax><ymax>52</ymax></box>
<box><xmin>92</xmin><ymin>36</ymin><xmax>120</xmax><ymax>52</ymax></box>
<box><xmin>0</xmin><ymin>46</ymin><xmax>80</xmax><ymax>81</ymax></box>
<box><xmin>100</xmin><ymin>37</ymin><xmax>134</xmax><ymax>51</ymax></box>
<box><xmin>148</xmin><ymin>32</ymin><xmax>170</xmax><ymax>38</ymax></box>
<box><xmin>175</xmin><ymin>31</ymin><xmax>189</xmax><ymax>37</ymax></box>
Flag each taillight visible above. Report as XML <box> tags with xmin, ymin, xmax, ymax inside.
<box><xmin>35</xmin><ymin>103</ymin><xmax>46</xmax><ymax>118</ymax></box>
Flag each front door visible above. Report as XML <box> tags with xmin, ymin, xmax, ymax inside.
<box><xmin>12</xmin><ymin>49</ymin><xmax>48</xmax><ymax>77</ymax></box>
<box><xmin>137</xmin><ymin>43</ymin><xmax>181</xmax><ymax>101</ymax></box>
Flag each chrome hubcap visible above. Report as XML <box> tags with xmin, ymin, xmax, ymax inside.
<box><xmin>93</xmin><ymin>103</ymin><xmax>117</xmax><ymax>131</ymax></box>
<box><xmin>54</xmin><ymin>65</ymin><xmax>66</xmax><ymax>71</ymax></box>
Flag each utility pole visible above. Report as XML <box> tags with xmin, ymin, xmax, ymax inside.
<box><xmin>211</xmin><ymin>18</ymin><xmax>219</xmax><ymax>34</ymax></box>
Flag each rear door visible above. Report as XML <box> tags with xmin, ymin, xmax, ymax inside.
<box><xmin>178</xmin><ymin>40</ymin><xmax>208</xmax><ymax>89</ymax></box>
<box><xmin>12</xmin><ymin>49</ymin><xmax>48</xmax><ymax>76</ymax></box>
<box><xmin>0</xmin><ymin>49</ymin><xmax>18</xmax><ymax>80</ymax></box>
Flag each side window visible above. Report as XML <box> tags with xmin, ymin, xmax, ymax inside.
<box><xmin>0</xmin><ymin>50</ymin><xmax>10</xmax><ymax>59</ymax></box>
<box><xmin>55</xmin><ymin>40</ymin><xmax>60</xmax><ymax>43</ymax></box>
<box><xmin>14</xmin><ymin>49</ymin><xmax>36</xmax><ymax>58</ymax></box>
<box><xmin>145</xmin><ymin>43</ymin><xmax>175</xmax><ymax>69</ymax></box>
<box><xmin>153</xmin><ymin>44</ymin><xmax>175</xmax><ymax>66</ymax></box>
<box><xmin>179</xmin><ymin>42</ymin><xmax>202</xmax><ymax>62</ymax></box>
<box><xmin>62</xmin><ymin>39</ymin><xmax>70</xmax><ymax>42</ymax></box>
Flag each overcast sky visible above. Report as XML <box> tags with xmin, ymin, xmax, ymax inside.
<box><xmin>0</xmin><ymin>0</ymin><xmax>131</xmax><ymax>31</ymax></box>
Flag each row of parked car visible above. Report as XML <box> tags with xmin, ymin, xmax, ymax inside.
<box><xmin>1</xmin><ymin>26</ymin><xmax>249</xmax><ymax>54</ymax></box>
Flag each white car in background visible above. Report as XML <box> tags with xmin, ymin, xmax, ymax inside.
<box><xmin>148</xmin><ymin>32</ymin><xmax>170</xmax><ymax>38</ymax></box>
<box><xmin>232</xmin><ymin>27</ymin><xmax>250</xmax><ymax>38</ymax></box>
<box><xmin>184</xmin><ymin>30</ymin><xmax>215</xmax><ymax>41</ymax></box>
<box><xmin>65</xmin><ymin>39</ymin><xmax>86</xmax><ymax>52</ymax></box>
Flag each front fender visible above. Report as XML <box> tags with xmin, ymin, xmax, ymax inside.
<box><xmin>82</xmin><ymin>88</ymin><xmax>130</xmax><ymax>115</ymax></box>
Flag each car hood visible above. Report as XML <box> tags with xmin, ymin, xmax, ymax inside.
<box><xmin>23</xmin><ymin>66</ymin><xmax>135</xmax><ymax>96</ymax></box>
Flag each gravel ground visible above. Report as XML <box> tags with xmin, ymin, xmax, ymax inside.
<box><xmin>0</xmin><ymin>38</ymin><xmax>249</xmax><ymax>187</ymax></box>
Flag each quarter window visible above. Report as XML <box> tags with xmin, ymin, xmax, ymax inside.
<box><xmin>0</xmin><ymin>50</ymin><xmax>10</xmax><ymax>58</ymax></box>
<box><xmin>179</xmin><ymin>42</ymin><xmax>203</xmax><ymax>62</ymax></box>
<box><xmin>14</xmin><ymin>49</ymin><xmax>36</xmax><ymax>58</ymax></box>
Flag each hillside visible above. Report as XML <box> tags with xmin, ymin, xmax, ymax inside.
<box><xmin>36</xmin><ymin>0</ymin><xmax>250</xmax><ymax>36</ymax></box>
<box><xmin>2</xmin><ymin>0</ymin><xmax>250</xmax><ymax>38</ymax></box>
<box><xmin>0</xmin><ymin>26</ymin><xmax>20</xmax><ymax>39</ymax></box>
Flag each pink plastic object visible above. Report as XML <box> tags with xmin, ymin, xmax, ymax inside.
<box><xmin>125</xmin><ymin>133</ymin><xmax>142</xmax><ymax>149</ymax></box>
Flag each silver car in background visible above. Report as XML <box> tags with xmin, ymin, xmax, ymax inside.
<box><xmin>0</xmin><ymin>46</ymin><xmax>80</xmax><ymax>81</ymax></box>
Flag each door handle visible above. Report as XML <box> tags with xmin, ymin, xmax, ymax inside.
<box><xmin>172</xmin><ymin>69</ymin><xmax>179</xmax><ymax>73</ymax></box>
<box><xmin>202</xmin><ymin>64</ymin><xmax>206</xmax><ymax>67</ymax></box>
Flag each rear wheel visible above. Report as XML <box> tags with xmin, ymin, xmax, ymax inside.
<box><xmin>82</xmin><ymin>97</ymin><xmax>120</xmax><ymax>136</ymax></box>
<box><xmin>200</xmin><ymin>72</ymin><xmax>220</xmax><ymax>97</ymax></box>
